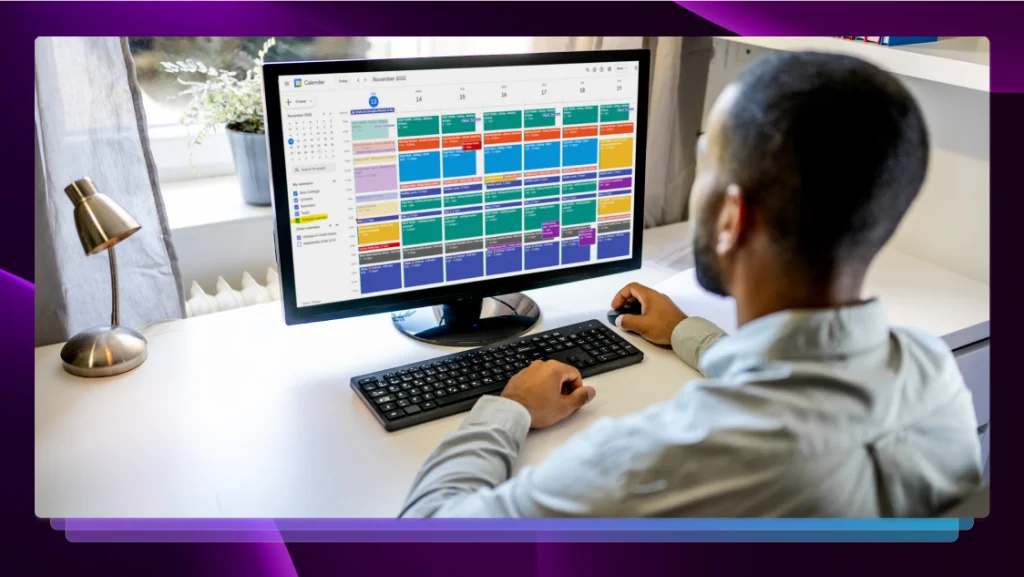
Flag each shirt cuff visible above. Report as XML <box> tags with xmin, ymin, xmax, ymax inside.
<box><xmin>461</xmin><ymin>394</ymin><xmax>532</xmax><ymax>443</ymax></box>
<box><xmin>670</xmin><ymin>316</ymin><xmax>727</xmax><ymax>371</ymax></box>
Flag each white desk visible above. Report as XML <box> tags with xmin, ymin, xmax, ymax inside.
<box><xmin>35</xmin><ymin>223</ymin><xmax>990</xmax><ymax>518</ymax></box>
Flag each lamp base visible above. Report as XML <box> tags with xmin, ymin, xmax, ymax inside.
<box><xmin>60</xmin><ymin>325</ymin><xmax>148</xmax><ymax>378</ymax></box>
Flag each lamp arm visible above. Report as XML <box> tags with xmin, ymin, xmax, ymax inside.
<box><xmin>109</xmin><ymin>246</ymin><xmax>119</xmax><ymax>327</ymax></box>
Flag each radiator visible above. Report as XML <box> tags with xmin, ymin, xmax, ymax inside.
<box><xmin>185</xmin><ymin>268</ymin><xmax>282</xmax><ymax>317</ymax></box>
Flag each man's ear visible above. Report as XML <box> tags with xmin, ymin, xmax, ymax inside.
<box><xmin>716</xmin><ymin>184</ymin><xmax>746</xmax><ymax>255</ymax></box>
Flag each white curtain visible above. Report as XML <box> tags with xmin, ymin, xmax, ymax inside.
<box><xmin>35</xmin><ymin>37</ymin><xmax>185</xmax><ymax>346</ymax></box>
<box><xmin>533</xmin><ymin>36</ymin><xmax>713</xmax><ymax>228</ymax></box>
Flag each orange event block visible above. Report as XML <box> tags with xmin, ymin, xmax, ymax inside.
<box><xmin>600</xmin><ymin>122</ymin><xmax>634</xmax><ymax>136</ymax></box>
<box><xmin>398</xmin><ymin>137</ymin><xmax>440</xmax><ymax>152</ymax></box>
<box><xmin>563</xmin><ymin>125</ymin><xmax>598</xmax><ymax>139</ymax></box>
<box><xmin>484</xmin><ymin>130</ymin><xmax>523</xmax><ymax>145</ymax></box>
<box><xmin>443</xmin><ymin>134</ymin><xmax>481</xmax><ymax>148</ymax></box>
<box><xmin>525</xmin><ymin>128</ymin><xmax>561</xmax><ymax>142</ymax></box>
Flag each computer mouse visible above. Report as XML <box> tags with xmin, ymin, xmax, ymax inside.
<box><xmin>607</xmin><ymin>301</ymin><xmax>642</xmax><ymax>326</ymax></box>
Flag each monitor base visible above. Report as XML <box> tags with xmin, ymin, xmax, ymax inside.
<box><xmin>391</xmin><ymin>293</ymin><xmax>541</xmax><ymax>347</ymax></box>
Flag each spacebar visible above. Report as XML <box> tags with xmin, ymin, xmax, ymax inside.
<box><xmin>436</xmin><ymin>383</ymin><xmax>506</xmax><ymax>406</ymax></box>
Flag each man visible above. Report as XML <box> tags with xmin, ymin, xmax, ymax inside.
<box><xmin>400</xmin><ymin>51</ymin><xmax>983</xmax><ymax>518</ymax></box>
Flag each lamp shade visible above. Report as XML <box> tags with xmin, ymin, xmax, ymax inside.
<box><xmin>64</xmin><ymin>177</ymin><xmax>141</xmax><ymax>256</ymax></box>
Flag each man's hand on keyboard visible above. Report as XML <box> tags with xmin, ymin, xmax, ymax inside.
<box><xmin>500</xmin><ymin>360</ymin><xmax>596</xmax><ymax>429</ymax></box>
<box><xmin>611</xmin><ymin>282</ymin><xmax>687</xmax><ymax>345</ymax></box>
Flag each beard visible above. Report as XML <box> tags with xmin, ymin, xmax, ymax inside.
<box><xmin>693</xmin><ymin>221</ymin><xmax>729</xmax><ymax>297</ymax></box>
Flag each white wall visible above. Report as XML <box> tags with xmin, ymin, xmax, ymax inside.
<box><xmin>702</xmin><ymin>39</ymin><xmax>990</xmax><ymax>284</ymax></box>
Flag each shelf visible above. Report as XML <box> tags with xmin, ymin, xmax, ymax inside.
<box><xmin>717</xmin><ymin>37</ymin><xmax>989</xmax><ymax>91</ymax></box>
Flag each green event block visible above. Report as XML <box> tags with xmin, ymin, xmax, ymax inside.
<box><xmin>484</xmin><ymin>110</ymin><xmax>523</xmax><ymax>131</ymax></box>
<box><xmin>397</xmin><ymin>115</ymin><xmax>440</xmax><ymax>138</ymax></box>
<box><xmin>442</xmin><ymin>113</ymin><xmax>478</xmax><ymax>135</ymax></box>
<box><xmin>444</xmin><ymin>213</ymin><xmax>483</xmax><ymax>240</ymax></box>
<box><xmin>485</xmin><ymin>209</ymin><xmax>523</xmax><ymax>235</ymax></box>
<box><xmin>524</xmin><ymin>204</ymin><xmax>559</xmax><ymax>231</ymax></box>
<box><xmin>444</xmin><ymin>193</ymin><xmax>483</xmax><ymax>208</ymax></box>
<box><xmin>401</xmin><ymin>197</ymin><xmax>442</xmax><ymax>212</ymax></box>
<box><xmin>562</xmin><ymin>200</ymin><xmax>597</xmax><ymax>226</ymax></box>
<box><xmin>562</xmin><ymin>106</ymin><xmax>598</xmax><ymax>126</ymax></box>
<box><xmin>524</xmin><ymin>108</ymin><xmax>556</xmax><ymax>128</ymax></box>
<box><xmin>600</xmin><ymin>103</ymin><xmax>631</xmax><ymax>123</ymax></box>
<box><xmin>562</xmin><ymin>181</ymin><xmax>597</xmax><ymax>195</ymax></box>
<box><xmin>485</xmin><ymin>189</ymin><xmax>522</xmax><ymax>203</ymax></box>
<box><xmin>352</xmin><ymin>119</ymin><xmax>389</xmax><ymax>141</ymax></box>
<box><xmin>524</xmin><ymin>185</ymin><xmax>560</xmax><ymax>200</ymax></box>
<box><xmin>401</xmin><ymin>217</ymin><xmax>443</xmax><ymax>245</ymax></box>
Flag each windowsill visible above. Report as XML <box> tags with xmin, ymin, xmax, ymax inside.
<box><xmin>161</xmin><ymin>175</ymin><xmax>273</xmax><ymax>230</ymax></box>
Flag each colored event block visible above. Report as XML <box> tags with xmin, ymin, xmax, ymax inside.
<box><xmin>600</xmin><ymin>103</ymin><xmax>631</xmax><ymax>123</ymax></box>
<box><xmin>484</xmin><ymin>110</ymin><xmax>523</xmax><ymax>131</ymax></box>
<box><xmin>563</xmin><ymin>125</ymin><xmax>599</xmax><ymax>139</ymax></box>
<box><xmin>403</xmin><ymin>257</ymin><xmax>444</xmax><ymax>287</ymax></box>
<box><xmin>485</xmin><ymin>131</ymin><xmax>523</xmax><ymax>145</ymax></box>
<box><xmin>354</xmin><ymin>140</ymin><xmax>396</xmax><ymax>154</ymax></box>
<box><xmin>397</xmin><ymin>115</ymin><xmax>440</xmax><ymax>138</ymax></box>
<box><xmin>524</xmin><ymin>141</ymin><xmax>560</xmax><ymax>171</ymax></box>
<box><xmin>401</xmin><ymin>217</ymin><xmax>443</xmax><ymax>245</ymax></box>
<box><xmin>487</xmin><ymin>245</ymin><xmax>523</xmax><ymax>276</ymax></box>
<box><xmin>599</xmin><ymin>137</ymin><xmax>633</xmax><ymax>170</ymax></box>
<box><xmin>354</xmin><ymin>164</ymin><xmax>398</xmax><ymax>194</ymax></box>
<box><xmin>485</xmin><ymin>189</ymin><xmax>522</xmax><ymax>203</ymax></box>
<box><xmin>356</xmin><ymin>201</ymin><xmax>399</xmax><ymax>219</ymax></box>
<box><xmin>525</xmin><ymin>241</ymin><xmax>559</xmax><ymax>270</ymax></box>
<box><xmin>524</xmin><ymin>108</ymin><xmax>556</xmax><ymax>128</ymax></box>
<box><xmin>354</xmin><ymin>154</ymin><xmax>397</xmax><ymax>166</ymax></box>
<box><xmin>445</xmin><ymin>193</ymin><xmax>483</xmax><ymax>208</ymax></box>
<box><xmin>484</xmin><ymin>144</ymin><xmax>523</xmax><ymax>174</ymax></box>
<box><xmin>562</xmin><ymin>200</ymin><xmax>597</xmax><ymax>226</ymax></box>
<box><xmin>598</xmin><ymin>231</ymin><xmax>631</xmax><ymax>259</ymax></box>
<box><xmin>443</xmin><ymin>134</ymin><xmax>482</xmax><ymax>148</ymax></box>
<box><xmin>398</xmin><ymin>151</ymin><xmax>441</xmax><ymax>182</ymax></box>
<box><xmin>360</xmin><ymin>262</ymin><xmax>402</xmax><ymax>294</ymax></box>
<box><xmin>485</xmin><ymin>209</ymin><xmax>523</xmax><ymax>235</ymax></box>
<box><xmin>444</xmin><ymin>213</ymin><xmax>483</xmax><ymax>240</ymax></box>
<box><xmin>599</xmin><ymin>195</ymin><xmax>632</xmax><ymax>215</ymax></box>
<box><xmin>578</xmin><ymin>227</ymin><xmax>596</xmax><ymax>246</ymax></box>
<box><xmin>600</xmin><ymin>122</ymin><xmax>634</xmax><ymax>136</ymax></box>
<box><xmin>525</xmin><ymin>185</ymin><xmax>560</xmax><ymax>200</ymax></box>
<box><xmin>525</xmin><ymin>128</ymin><xmax>561</xmax><ymax>142</ymax></box>
<box><xmin>561</xmin><ymin>239</ymin><xmax>591</xmax><ymax>265</ymax></box>
<box><xmin>401</xmin><ymin>197</ymin><xmax>442</xmax><ymax>213</ymax></box>
<box><xmin>525</xmin><ymin>203</ymin><xmax>559</xmax><ymax>230</ymax></box>
<box><xmin>442</xmin><ymin>113</ymin><xmax>478</xmax><ymax>134</ymax></box>
<box><xmin>446</xmin><ymin>251</ymin><xmax>484</xmax><ymax>281</ymax></box>
<box><xmin>563</xmin><ymin>106</ymin><xmax>599</xmax><ymax>125</ymax></box>
<box><xmin>563</xmin><ymin>139</ymin><xmax>598</xmax><ymax>166</ymax></box>
<box><xmin>442</xmin><ymin>149</ymin><xmax>478</xmax><ymax>178</ymax></box>
<box><xmin>358</xmin><ymin>221</ymin><xmax>400</xmax><ymax>245</ymax></box>
<box><xmin>398</xmin><ymin>137</ymin><xmax>440</xmax><ymax>152</ymax></box>
<box><xmin>563</xmin><ymin>181</ymin><xmax>597</xmax><ymax>195</ymax></box>
<box><xmin>352</xmin><ymin>119</ymin><xmax>390</xmax><ymax>141</ymax></box>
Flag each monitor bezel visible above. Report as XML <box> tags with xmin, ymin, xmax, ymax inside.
<box><xmin>263</xmin><ymin>49</ymin><xmax>651</xmax><ymax>326</ymax></box>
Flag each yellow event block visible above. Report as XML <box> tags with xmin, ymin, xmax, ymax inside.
<box><xmin>598</xmin><ymin>195</ymin><xmax>632</xmax><ymax>215</ymax></box>
<box><xmin>295</xmin><ymin>213</ymin><xmax>328</xmax><ymax>224</ymax></box>
<box><xmin>485</xmin><ymin>174</ymin><xmax>519</xmax><ymax>183</ymax></box>
<box><xmin>358</xmin><ymin>221</ymin><xmax>400</xmax><ymax>245</ymax></box>
<box><xmin>356</xmin><ymin>201</ymin><xmax>399</xmax><ymax>219</ymax></box>
<box><xmin>354</xmin><ymin>154</ymin><xmax>398</xmax><ymax>166</ymax></box>
<box><xmin>599</xmin><ymin>137</ymin><xmax>633</xmax><ymax>170</ymax></box>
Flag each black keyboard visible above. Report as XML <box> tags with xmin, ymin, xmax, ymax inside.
<box><xmin>351</xmin><ymin>319</ymin><xmax>644</xmax><ymax>431</ymax></box>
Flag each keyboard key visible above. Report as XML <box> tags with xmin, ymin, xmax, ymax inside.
<box><xmin>435</xmin><ymin>389</ymin><xmax>447</xmax><ymax>397</ymax></box>
<box><xmin>370</xmin><ymin>389</ymin><xmax>387</xmax><ymax>398</ymax></box>
<box><xmin>413</xmin><ymin>379</ymin><xmax>425</xmax><ymax>387</ymax></box>
<box><xmin>597</xmin><ymin>353</ymin><xmax>619</xmax><ymax>362</ymax></box>
<box><xmin>424</xmin><ymin>393</ymin><xmax>435</xmax><ymax>400</ymax></box>
<box><xmin>471</xmin><ymin>381</ymin><xmax>482</xmax><ymax>388</ymax></box>
<box><xmin>388</xmin><ymin>378</ymin><xmax>401</xmax><ymax>385</ymax></box>
<box><xmin>376</xmin><ymin>395</ymin><xmax>396</xmax><ymax>404</ymax></box>
<box><xmin>425</xmin><ymin>376</ymin><xmax>437</xmax><ymax>384</ymax></box>
<box><xmin>447</xmin><ymin>386</ymin><xmax>459</xmax><ymax>394</ymax></box>
<box><xmin>422</xmin><ymin>401</ymin><xmax>437</xmax><ymax>411</ymax></box>
<box><xmin>458</xmin><ymin>383</ymin><xmax>471</xmax><ymax>391</ymax></box>
<box><xmin>383</xmin><ymin>373</ymin><xmax>396</xmax><ymax>380</ymax></box>
<box><xmin>404</xmin><ymin>404</ymin><xmax>421</xmax><ymax>415</ymax></box>
<box><xmin>397</xmin><ymin>370</ymin><xmax>408</xmax><ymax>376</ymax></box>
<box><xmin>385</xmin><ymin>410</ymin><xmax>404</xmax><ymax>420</ymax></box>
<box><xmin>397</xmin><ymin>399</ymin><xmax>411</xmax><ymax>407</ymax></box>
<box><xmin>359</xmin><ymin>376</ymin><xmax>378</xmax><ymax>385</ymax></box>
<box><xmin>401</xmin><ymin>375</ymin><xmax>414</xmax><ymax>382</ymax></box>
<box><xmin>411</xmin><ymin>395</ymin><xmax>423</xmax><ymax>404</ymax></box>
<box><xmin>362</xmin><ymin>383</ymin><xmax>378</xmax><ymax>392</ymax></box>
<box><xmin>413</xmin><ymin>372</ymin><xmax>424</xmax><ymax>379</ymax></box>
<box><xmin>400</xmin><ymin>383</ymin><xmax>412</xmax><ymax>390</ymax></box>
<box><xmin>379</xmin><ymin>402</ymin><xmax>397</xmax><ymax>412</ymax></box>
<box><xmin>438</xmin><ymin>372</ymin><xmax>450</xmax><ymax>380</ymax></box>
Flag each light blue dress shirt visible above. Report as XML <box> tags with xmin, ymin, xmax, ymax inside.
<box><xmin>400</xmin><ymin>300</ymin><xmax>982</xmax><ymax>517</ymax></box>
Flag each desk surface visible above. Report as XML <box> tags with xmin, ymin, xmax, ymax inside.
<box><xmin>35</xmin><ymin>223</ymin><xmax>990</xmax><ymax>518</ymax></box>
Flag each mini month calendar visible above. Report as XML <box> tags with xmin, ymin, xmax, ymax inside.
<box><xmin>285</xmin><ymin>111</ymin><xmax>336</xmax><ymax>164</ymax></box>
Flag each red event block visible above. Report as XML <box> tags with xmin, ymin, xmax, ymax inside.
<box><xmin>443</xmin><ymin>134</ymin><xmax>482</xmax><ymax>149</ymax></box>
<box><xmin>358</xmin><ymin>241</ymin><xmax>401</xmax><ymax>252</ymax></box>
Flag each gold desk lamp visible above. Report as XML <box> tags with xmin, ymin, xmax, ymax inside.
<box><xmin>59</xmin><ymin>177</ymin><xmax>148</xmax><ymax>377</ymax></box>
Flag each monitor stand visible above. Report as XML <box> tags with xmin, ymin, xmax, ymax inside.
<box><xmin>391</xmin><ymin>292</ymin><xmax>540</xmax><ymax>347</ymax></box>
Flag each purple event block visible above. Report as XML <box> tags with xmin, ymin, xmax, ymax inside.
<box><xmin>486</xmin><ymin>201</ymin><xmax>523</xmax><ymax>210</ymax></box>
<box><xmin>444</xmin><ymin>183</ymin><xmax>484</xmax><ymax>194</ymax></box>
<box><xmin>578</xmin><ymin>228</ymin><xmax>596</xmax><ymax>246</ymax></box>
<box><xmin>542</xmin><ymin>220</ymin><xmax>560</xmax><ymax>239</ymax></box>
<box><xmin>400</xmin><ymin>187</ymin><xmax>442</xmax><ymax>199</ymax></box>
<box><xmin>524</xmin><ymin>175</ymin><xmax>561</xmax><ymax>186</ymax></box>
<box><xmin>599</xmin><ymin>168</ymin><xmax>633</xmax><ymax>178</ymax></box>
<box><xmin>599</xmin><ymin>177</ymin><xmax>632</xmax><ymax>191</ymax></box>
<box><xmin>355</xmin><ymin>164</ymin><xmax>399</xmax><ymax>194</ymax></box>
<box><xmin>561</xmin><ymin>172</ymin><xmax>597</xmax><ymax>183</ymax></box>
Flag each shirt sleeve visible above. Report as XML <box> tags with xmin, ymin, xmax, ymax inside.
<box><xmin>399</xmin><ymin>395</ymin><xmax>637</xmax><ymax>518</ymax></box>
<box><xmin>670</xmin><ymin>316</ymin><xmax>727</xmax><ymax>372</ymax></box>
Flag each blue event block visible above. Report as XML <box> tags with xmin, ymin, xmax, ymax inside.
<box><xmin>399</xmin><ymin>151</ymin><xmax>441</xmax><ymax>182</ymax></box>
<box><xmin>484</xmin><ymin>144</ymin><xmax>523</xmax><ymax>174</ymax></box>
<box><xmin>442</xmin><ymin>149</ymin><xmax>478</xmax><ymax>178</ymax></box>
<box><xmin>360</xmin><ymin>262</ymin><xmax>402</xmax><ymax>293</ymax></box>
<box><xmin>524</xmin><ymin>241</ymin><xmax>559</xmax><ymax>270</ymax></box>
<box><xmin>561</xmin><ymin>238</ymin><xmax>591</xmax><ymax>265</ymax></box>
<box><xmin>403</xmin><ymin>257</ymin><xmax>444</xmax><ymax>287</ymax></box>
<box><xmin>597</xmin><ymin>231</ymin><xmax>631</xmax><ymax>260</ymax></box>
<box><xmin>562</xmin><ymin>138</ymin><xmax>598</xmax><ymax>166</ymax></box>
<box><xmin>486</xmin><ymin>245</ymin><xmax>523</xmax><ymax>275</ymax></box>
<box><xmin>445</xmin><ymin>251</ymin><xmax>484</xmax><ymax>281</ymax></box>
<box><xmin>524</xmin><ymin>141</ymin><xmax>560</xmax><ymax>171</ymax></box>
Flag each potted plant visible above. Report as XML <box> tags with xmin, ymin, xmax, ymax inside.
<box><xmin>161</xmin><ymin>38</ymin><xmax>277</xmax><ymax>206</ymax></box>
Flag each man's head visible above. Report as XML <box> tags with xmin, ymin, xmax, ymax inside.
<box><xmin>690</xmin><ymin>51</ymin><xmax>930</xmax><ymax>298</ymax></box>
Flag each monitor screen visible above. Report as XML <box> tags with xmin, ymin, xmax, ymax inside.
<box><xmin>264</xmin><ymin>50</ymin><xmax>649</xmax><ymax>324</ymax></box>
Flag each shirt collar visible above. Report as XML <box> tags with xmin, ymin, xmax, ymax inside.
<box><xmin>699</xmin><ymin>299</ymin><xmax>891</xmax><ymax>378</ymax></box>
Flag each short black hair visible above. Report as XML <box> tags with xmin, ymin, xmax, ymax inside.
<box><xmin>721</xmin><ymin>51</ymin><xmax>929</xmax><ymax>277</ymax></box>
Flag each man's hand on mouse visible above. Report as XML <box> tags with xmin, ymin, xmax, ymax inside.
<box><xmin>611</xmin><ymin>282</ymin><xmax>688</xmax><ymax>345</ymax></box>
<box><xmin>501</xmin><ymin>360</ymin><xmax>596</xmax><ymax>429</ymax></box>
